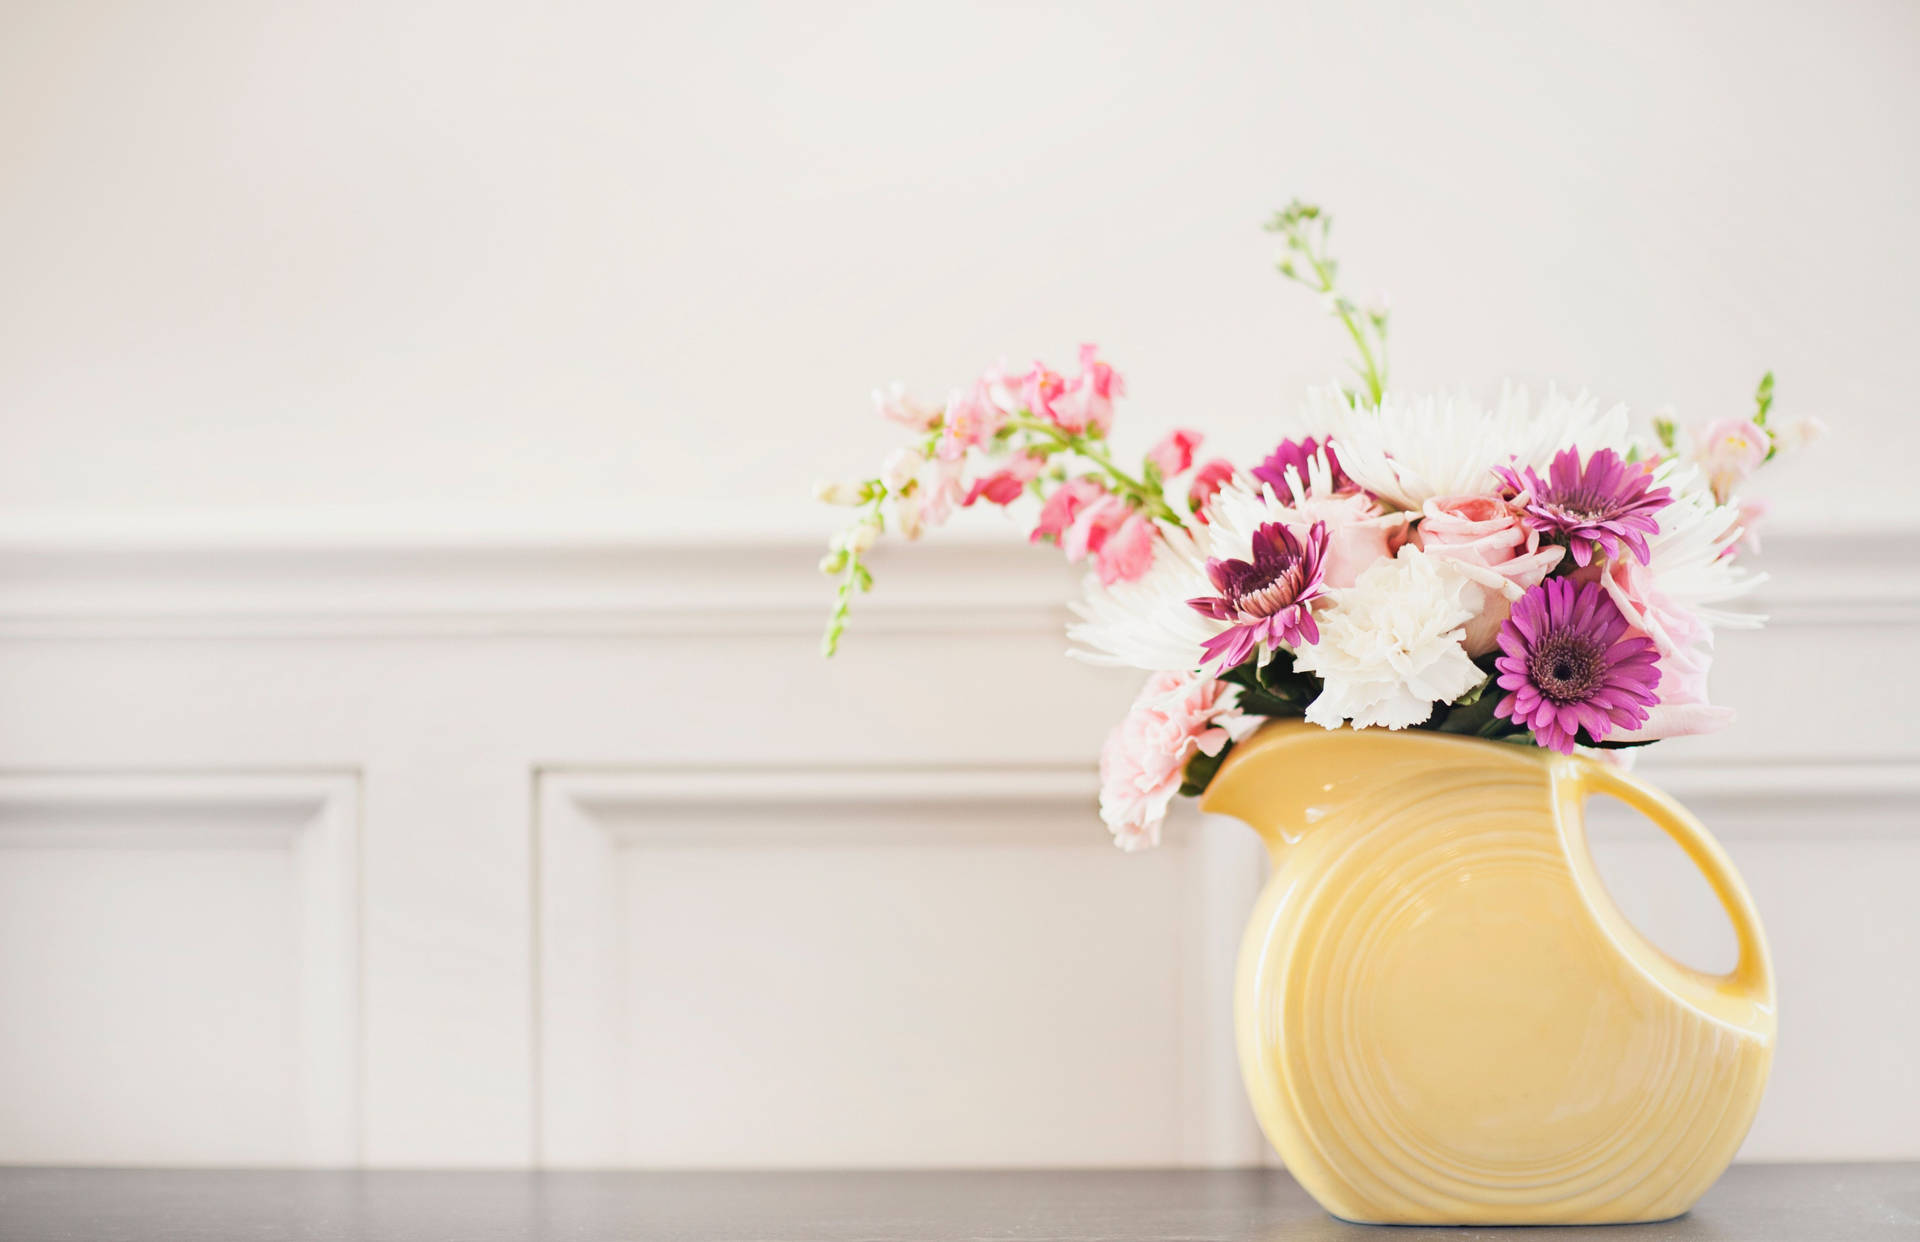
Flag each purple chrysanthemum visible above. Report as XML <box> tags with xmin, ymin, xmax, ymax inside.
<box><xmin>1251</xmin><ymin>436</ymin><xmax>1348</xmax><ymax>497</ymax></box>
<box><xmin>1493</xmin><ymin>577</ymin><xmax>1661</xmax><ymax>754</ymax></box>
<box><xmin>1186</xmin><ymin>521</ymin><xmax>1329</xmax><ymax>669</ymax></box>
<box><xmin>1493</xmin><ymin>446</ymin><xmax>1672</xmax><ymax>567</ymax></box>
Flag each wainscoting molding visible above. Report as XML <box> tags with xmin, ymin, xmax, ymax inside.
<box><xmin>0</xmin><ymin>772</ymin><xmax>360</xmax><ymax>1165</ymax></box>
<box><xmin>533</xmin><ymin>765</ymin><xmax>1265</xmax><ymax>1168</ymax></box>
<box><xmin>0</xmin><ymin>529</ymin><xmax>1911</xmax><ymax>638</ymax></box>
<box><xmin>0</xmin><ymin>526</ymin><xmax>1912</xmax><ymax>1166</ymax></box>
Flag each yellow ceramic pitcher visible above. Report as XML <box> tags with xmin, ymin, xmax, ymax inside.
<box><xmin>1201</xmin><ymin>721</ymin><xmax>1775</xmax><ymax>1226</ymax></box>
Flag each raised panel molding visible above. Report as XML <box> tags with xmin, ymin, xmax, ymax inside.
<box><xmin>0</xmin><ymin>772</ymin><xmax>361</xmax><ymax>1166</ymax></box>
<box><xmin>0</xmin><ymin>529</ymin><xmax>1910</xmax><ymax>638</ymax></box>
<box><xmin>533</xmin><ymin>766</ymin><xmax>1266</xmax><ymax>1169</ymax></box>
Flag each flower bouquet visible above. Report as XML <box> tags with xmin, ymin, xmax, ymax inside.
<box><xmin>815</xmin><ymin>203</ymin><xmax>1819</xmax><ymax>1224</ymax></box>
<box><xmin>816</xmin><ymin>201</ymin><xmax>1821</xmax><ymax>851</ymax></box>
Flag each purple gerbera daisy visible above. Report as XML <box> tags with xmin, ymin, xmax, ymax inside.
<box><xmin>1493</xmin><ymin>446</ymin><xmax>1672</xmax><ymax>567</ymax></box>
<box><xmin>1186</xmin><ymin>521</ymin><xmax>1329</xmax><ymax>670</ymax></box>
<box><xmin>1251</xmin><ymin>436</ymin><xmax>1348</xmax><ymax>497</ymax></box>
<box><xmin>1493</xmin><ymin>577</ymin><xmax>1661</xmax><ymax>754</ymax></box>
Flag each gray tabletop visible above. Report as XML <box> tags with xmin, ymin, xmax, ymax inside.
<box><xmin>0</xmin><ymin>1165</ymin><xmax>1915</xmax><ymax>1241</ymax></box>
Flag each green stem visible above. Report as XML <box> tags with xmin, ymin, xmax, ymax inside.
<box><xmin>1004</xmin><ymin>416</ymin><xmax>1184</xmax><ymax>527</ymax></box>
<box><xmin>1302</xmin><ymin>251</ymin><xmax>1385</xmax><ymax>407</ymax></box>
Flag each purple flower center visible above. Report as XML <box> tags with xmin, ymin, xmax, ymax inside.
<box><xmin>1493</xmin><ymin>446</ymin><xmax>1673</xmax><ymax>568</ymax></box>
<box><xmin>1213</xmin><ymin>555</ymin><xmax>1311</xmax><ymax>620</ymax></box>
<box><xmin>1186</xmin><ymin>520</ymin><xmax>1330</xmax><ymax>669</ymax></box>
<box><xmin>1491</xmin><ymin>576</ymin><xmax>1662</xmax><ymax>754</ymax></box>
<box><xmin>1527</xmin><ymin>631</ymin><xmax>1607</xmax><ymax>702</ymax></box>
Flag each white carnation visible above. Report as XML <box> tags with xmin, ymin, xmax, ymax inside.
<box><xmin>1293</xmin><ymin>546</ymin><xmax>1484</xmax><ymax>730</ymax></box>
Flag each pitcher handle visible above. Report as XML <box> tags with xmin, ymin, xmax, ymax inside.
<box><xmin>1551</xmin><ymin>754</ymin><xmax>1775</xmax><ymax>1011</ymax></box>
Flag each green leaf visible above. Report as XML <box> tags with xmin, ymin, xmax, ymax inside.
<box><xmin>1754</xmin><ymin>371</ymin><xmax>1775</xmax><ymax>425</ymax></box>
<box><xmin>1179</xmin><ymin>739</ymin><xmax>1235</xmax><ymax>798</ymax></box>
<box><xmin>1575</xmin><ymin>731</ymin><xmax>1660</xmax><ymax>750</ymax></box>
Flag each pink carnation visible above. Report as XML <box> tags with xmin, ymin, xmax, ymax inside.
<box><xmin>1099</xmin><ymin>671</ymin><xmax>1246</xmax><ymax>851</ymax></box>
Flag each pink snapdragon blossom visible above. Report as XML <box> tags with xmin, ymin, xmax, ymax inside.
<box><xmin>1065</xmin><ymin>495</ymin><xmax>1155</xmax><ymax>586</ymax></box>
<box><xmin>1187</xmin><ymin>459</ymin><xmax>1236</xmax><ymax>523</ymax></box>
<box><xmin>1099</xmin><ymin>671</ymin><xmax>1249</xmax><ymax>851</ymax></box>
<box><xmin>896</xmin><ymin>454</ymin><xmax>966</xmax><ymax>539</ymax></box>
<box><xmin>1690</xmin><ymin>417</ymin><xmax>1769</xmax><ymax>504</ymax></box>
<box><xmin>880</xmin><ymin>446</ymin><xmax>922</xmax><ymax>492</ymax></box>
<box><xmin>962</xmin><ymin>451</ymin><xmax>1046</xmax><ymax>507</ymax></box>
<box><xmin>1031</xmin><ymin>476</ymin><xmax>1108</xmax><ymax>545</ymax></box>
<box><xmin>1047</xmin><ymin>344</ymin><xmax>1124</xmax><ymax>435</ymax></box>
<box><xmin>872</xmin><ymin>382</ymin><xmax>940</xmax><ymax>431</ymax></box>
<box><xmin>1415</xmin><ymin>494</ymin><xmax>1567</xmax><ymax>655</ymax></box>
<box><xmin>1021</xmin><ymin>362</ymin><xmax>1068</xmax><ymax>427</ymax></box>
<box><xmin>936</xmin><ymin>380</ymin><xmax>1006</xmax><ymax>461</ymax></box>
<box><xmin>1147</xmin><ymin>429</ymin><xmax>1202</xmax><ymax>477</ymax></box>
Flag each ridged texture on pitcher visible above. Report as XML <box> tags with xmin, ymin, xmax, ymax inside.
<box><xmin>1202</xmin><ymin>722</ymin><xmax>1775</xmax><ymax>1226</ymax></box>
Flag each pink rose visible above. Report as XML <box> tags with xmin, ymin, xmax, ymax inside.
<box><xmin>1585</xmin><ymin>552</ymin><xmax>1734</xmax><ymax>742</ymax></box>
<box><xmin>1415</xmin><ymin>494</ymin><xmax>1566</xmax><ymax>654</ymax></box>
<box><xmin>1099</xmin><ymin>671</ymin><xmax>1246</xmax><ymax>851</ymax></box>
<box><xmin>1279</xmin><ymin>490</ymin><xmax>1402</xmax><ymax>590</ymax></box>
<box><xmin>1609</xmin><ymin>640</ymin><xmax>1734</xmax><ymax>741</ymax></box>
<box><xmin>1146</xmin><ymin>429</ymin><xmax>1202</xmax><ymax>477</ymax></box>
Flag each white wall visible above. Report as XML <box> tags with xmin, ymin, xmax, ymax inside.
<box><xmin>0</xmin><ymin>0</ymin><xmax>1912</xmax><ymax>535</ymax></box>
<box><xmin>0</xmin><ymin>1</ymin><xmax>1916</xmax><ymax>1170</ymax></box>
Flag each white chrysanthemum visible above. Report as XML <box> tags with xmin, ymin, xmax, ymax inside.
<box><xmin>1293</xmin><ymin>546</ymin><xmax>1484</xmax><ymax>730</ymax></box>
<box><xmin>1327</xmin><ymin>385</ymin><xmax>1632</xmax><ymax>511</ymax></box>
<box><xmin>1066</xmin><ymin>532</ymin><xmax>1221</xmax><ymax>671</ymax></box>
<box><xmin>1638</xmin><ymin>459</ymin><xmax>1765</xmax><ymax>632</ymax></box>
<box><xmin>1199</xmin><ymin>480</ymin><xmax>1281</xmax><ymax>564</ymax></box>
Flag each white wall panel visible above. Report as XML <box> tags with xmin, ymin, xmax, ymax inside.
<box><xmin>536</xmin><ymin>769</ymin><xmax>1263</xmax><ymax>1168</ymax></box>
<box><xmin>0</xmin><ymin>534</ymin><xmax>1911</xmax><ymax>1167</ymax></box>
<box><xmin>0</xmin><ymin>774</ymin><xmax>357</xmax><ymax>1166</ymax></box>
